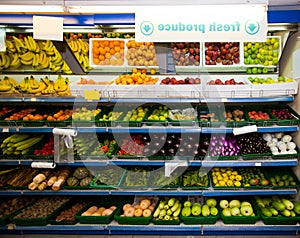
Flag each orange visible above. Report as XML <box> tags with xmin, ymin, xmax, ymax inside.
<box><xmin>110</xmin><ymin>48</ymin><xmax>116</xmax><ymax>55</ymax></box>
<box><xmin>93</xmin><ymin>58</ymin><xmax>100</xmax><ymax>64</ymax></box>
<box><xmin>114</xmin><ymin>46</ymin><xmax>120</xmax><ymax>52</ymax></box>
<box><xmin>104</xmin><ymin>40</ymin><xmax>109</xmax><ymax>47</ymax></box>
<box><xmin>93</xmin><ymin>41</ymin><xmax>100</xmax><ymax>48</ymax></box>
<box><xmin>99</xmin><ymin>55</ymin><xmax>105</xmax><ymax>62</ymax></box>
<box><xmin>47</xmin><ymin>115</ymin><xmax>54</xmax><ymax>121</ymax></box>
<box><xmin>105</xmin><ymin>52</ymin><xmax>111</xmax><ymax>59</ymax></box>
<box><xmin>109</xmin><ymin>41</ymin><xmax>114</xmax><ymax>48</ymax></box>
<box><xmin>92</xmin><ymin>46</ymin><xmax>100</xmax><ymax>55</ymax></box>
<box><xmin>99</xmin><ymin>47</ymin><xmax>106</xmax><ymax>56</ymax></box>
<box><xmin>120</xmin><ymin>42</ymin><xmax>125</xmax><ymax>49</ymax></box>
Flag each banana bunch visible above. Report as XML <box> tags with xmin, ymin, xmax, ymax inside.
<box><xmin>68</xmin><ymin>38</ymin><xmax>91</xmax><ymax>71</ymax></box>
<box><xmin>53</xmin><ymin>75</ymin><xmax>71</xmax><ymax>96</ymax></box>
<box><xmin>0</xmin><ymin>76</ymin><xmax>19</xmax><ymax>93</ymax></box>
<box><xmin>49</xmin><ymin>49</ymin><xmax>72</xmax><ymax>74</ymax></box>
<box><xmin>23</xmin><ymin>35</ymin><xmax>40</xmax><ymax>53</ymax></box>
<box><xmin>0</xmin><ymin>52</ymin><xmax>11</xmax><ymax>70</ymax></box>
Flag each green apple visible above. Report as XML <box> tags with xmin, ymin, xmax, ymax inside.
<box><xmin>181</xmin><ymin>207</ymin><xmax>191</xmax><ymax>217</ymax></box>
<box><xmin>210</xmin><ymin>207</ymin><xmax>218</xmax><ymax>216</ymax></box>
<box><xmin>222</xmin><ymin>208</ymin><xmax>231</xmax><ymax>217</ymax></box>
<box><xmin>230</xmin><ymin>207</ymin><xmax>241</xmax><ymax>216</ymax></box>
<box><xmin>241</xmin><ymin>201</ymin><xmax>252</xmax><ymax>207</ymax></box>
<box><xmin>240</xmin><ymin>205</ymin><xmax>253</xmax><ymax>216</ymax></box>
<box><xmin>206</xmin><ymin>198</ymin><xmax>217</xmax><ymax>208</ymax></box>
<box><xmin>229</xmin><ymin>200</ymin><xmax>241</xmax><ymax>209</ymax></box>
<box><xmin>191</xmin><ymin>204</ymin><xmax>202</xmax><ymax>216</ymax></box>
<box><xmin>219</xmin><ymin>200</ymin><xmax>229</xmax><ymax>209</ymax></box>
<box><xmin>183</xmin><ymin>201</ymin><xmax>192</xmax><ymax>208</ymax></box>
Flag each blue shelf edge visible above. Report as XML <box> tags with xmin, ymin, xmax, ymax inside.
<box><xmin>0</xmin><ymin>222</ymin><xmax>299</xmax><ymax>236</ymax></box>
<box><xmin>0</xmin><ymin>158</ymin><xmax>297</xmax><ymax>167</ymax></box>
<box><xmin>0</xmin><ymin>125</ymin><xmax>298</xmax><ymax>133</ymax></box>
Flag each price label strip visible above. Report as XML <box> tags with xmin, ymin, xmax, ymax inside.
<box><xmin>233</xmin><ymin>125</ymin><xmax>257</xmax><ymax>136</ymax></box>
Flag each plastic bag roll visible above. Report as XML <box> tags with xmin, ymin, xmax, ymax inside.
<box><xmin>52</xmin><ymin>128</ymin><xmax>78</xmax><ymax>137</ymax></box>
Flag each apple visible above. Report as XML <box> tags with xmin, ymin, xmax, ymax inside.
<box><xmin>240</xmin><ymin>205</ymin><xmax>253</xmax><ymax>216</ymax></box>
<box><xmin>206</xmin><ymin>198</ymin><xmax>217</xmax><ymax>207</ymax></box>
<box><xmin>241</xmin><ymin>201</ymin><xmax>252</xmax><ymax>207</ymax></box>
<box><xmin>222</xmin><ymin>208</ymin><xmax>232</xmax><ymax>216</ymax></box>
<box><xmin>191</xmin><ymin>204</ymin><xmax>202</xmax><ymax>216</ymax></box>
<box><xmin>181</xmin><ymin>207</ymin><xmax>192</xmax><ymax>217</ymax></box>
<box><xmin>230</xmin><ymin>207</ymin><xmax>241</xmax><ymax>216</ymax></box>
<box><xmin>220</xmin><ymin>200</ymin><xmax>229</xmax><ymax>209</ymax></box>
<box><xmin>229</xmin><ymin>200</ymin><xmax>241</xmax><ymax>209</ymax></box>
<box><xmin>184</xmin><ymin>201</ymin><xmax>192</xmax><ymax>208</ymax></box>
<box><xmin>210</xmin><ymin>207</ymin><xmax>219</xmax><ymax>216</ymax></box>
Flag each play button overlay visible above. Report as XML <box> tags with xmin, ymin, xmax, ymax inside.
<box><xmin>140</xmin><ymin>21</ymin><xmax>154</xmax><ymax>36</ymax></box>
<box><xmin>245</xmin><ymin>20</ymin><xmax>260</xmax><ymax>35</ymax></box>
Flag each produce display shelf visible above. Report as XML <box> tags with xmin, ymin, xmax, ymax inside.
<box><xmin>0</xmin><ymin>158</ymin><xmax>297</xmax><ymax>167</ymax></box>
<box><xmin>0</xmin><ymin>125</ymin><xmax>298</xmax><ymax>133</ymax></box>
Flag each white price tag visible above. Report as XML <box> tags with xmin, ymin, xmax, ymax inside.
<box><xmin>0</xmin><ymin>28</ymin><xmax>5</xmax><ymax>52</ymax></box>
<box><xmin>2</xmin><ymin>128</ymin><xmax>9</xmax><ymax>132</ymax></box>
<box><xmin>255</xmin><ymin>162</ymin><xmax>262</xmax><ymax>166</ymax></box>
<box><xmin>233</xmin><ymin>125</ymin><xmax>257</xmax><ymax>135</ymax></box>
<box><xmin>33</xmin><ymin>16</ymin><xmax>63</xmax><ymax>41</ymax></box>
<box><xmin>31</xmin><ymin>97</ymin><xmax>37</xmax><ymax>102</ymax></box>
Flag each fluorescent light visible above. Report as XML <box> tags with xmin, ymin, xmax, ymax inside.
<box><xmin>0</xmin><ymin>5</ymin><xmax>65</xmax><ymax>13</ymax></box>
<box><xmin>68</xmin><ymin>4</ymin><xmax>267</xmax><ymax>14</ymax></box>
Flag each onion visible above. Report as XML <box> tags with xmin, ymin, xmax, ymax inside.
<box><xmin>262</xmin><ymin>133</ymin><xmax>272</xmax><ymax>142</ymax></box>
<box><xmin>282</xmin><ymin>135</ymin><xmax>292</xmax><ymax>143</ymax></box>
<box><xmin>287</xmin><ymin>142</ymin><xmax>296</xmax><ymax>150</ymax></box>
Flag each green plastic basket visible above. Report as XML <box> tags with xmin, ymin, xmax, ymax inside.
<box><xmin>197</xmin><ymin>106</ymin><xmax>224</xmax><ymax>127</ymax></box>
<box><xmin>244</xmin><ymin>106</ymin><xmax>276</xmax><ymax>127</ymax></box>
<box><xmin>223</xmin><ymin>106</ymin><xmax>248</xmax><ymax>128</ymax></box>
<box><xmin>268</xmin><ymin>104</ymin><xmax>300</xmax><ymax>126</ymax></box>
<box><xmin>265</xmin><ymin>167</ymin><xmax>300</xmax><ymax>189</ymax></box>
<box><xmin>114</xmin><ymin>205</ymin><xmax>153</xmax><ymax>225</ymax></box>
<box><xmin>90</xmin><ymin>166</ymin><xmax>126</xmax><ymax>189</ymax></box>
<box><xmin>76</xmin><ymin>201</ymin><xmax>121</xmax><ymax>224</ymax></box>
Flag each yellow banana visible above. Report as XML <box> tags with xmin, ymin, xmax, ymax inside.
<box><xmin>79</xmin><ymin>39</ymin><xmax>89</xmax><ymax>55</ymax></box>
<box><xmin>29</xmin><ymin>76</ymin><xmax>39</xmax><ymax>89</ymax></box>
<box><xmin>76</xmin><ymin>40</ymin><xmax>82</xmax><ymax>54</ymax></box>
<box><xmin>78</xmin><ymin>53</ymin><xmax>84</xmax><ymax>64</ymax></box>
<box><xmin>0</xmin><ymin>81</ymin><xmax>12</xmax><ymax>92</ymax></box>
<box><xmin>19</xmin><ymin>51</ymin><xmax>35</xmax><ymax>61</ymax></box>
<box><xmin>34</xmin><ymin>40</ymin><xmax>40</xmax><ymax>53</ymax></box>
<box><xmin>10</xmin><ymin>53</ymin><xmax>21</xmax><ymax>68</ymax></box>
<box><xmin>23</xmin><ymin>36</ymin><xmax>31</xmax><ymax>51</ymax></box>
<box><xmin>57</xmin><ymin>88</ymin><xmax>70</xmax><ymax>96</ymax></box>
<box><xmin>27</xmin><ymin>36</ymin><xmax>37</xmax><ymax>52</ymax></box>
<box><xmin>21</xmin><ymin>58</ymin><xmax>33</xmax><ymax>66</ymax></box>
<box><xmin>70</xmin><ymin>40</ymin><xmax>77</xmax><ymax>52</ymax></box>
<box><xmin>51</xmin><ymin>65</ymin><xmax>62</xmax><ymax>72</ymax></box>
<box><xmin>54</xmin><ymin>75</ymin><xmax>68</xmax><ymax>92</ymax></box>
<box><xmin>0</xmin><ymin>53</ymin><xmax>7</xmax><ymax>67</ymax></box>
<box><xmin>42</xmin><ymin>80</ymin><xmax>55</xmax><ymax>94</ymax></box>
<box><xmin>3</xmin><ymin>54</ymin><xmax>11</xmax><ymax>69</ymax></box>
<box><xmin>28</xmin><ymin>80</ymin><xmax>48</xmax><ymax>94</ymax></box>
<box><xmin>12</xmin><ymin>36</ymin><xmax>25</xmax><ymax>52</ymax></box>
<box><xmin>5</xmin><ymin>40</ymin><xmax>16</xmax><ymax>53</ymax></box>
<box><xmin>8</xmin><ymin>77</ymin><xmax>18</xmax><ymax>88</ymax></box>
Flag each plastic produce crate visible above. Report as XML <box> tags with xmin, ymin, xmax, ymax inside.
<box><xmin>75</xmin><ymin>201</ymin><xmax>121</xmax><ymax>224</ymax></box>
<box><xmin>223</xmin><ymin>106</ymin><xmax>248</xmax><ymax>127</ymax></box>
<box><xmin>114</xmin><ymin>205</ymin><xmax>153</xmax><ymax>225</ymax></box>
<box><xmin>265</xmin><ymin>167</ymin><xmax>300</xmax><ymax>189</ymax></box>
<box><xmin>220</xmin><ymin>200</ymin><xmax>259</xmax><ymax>224</ymax></box>
<box><xmin>268</xmin><ymin>104</ymin><xmax>300</xmax><ymax>126</ymax></box>
<box><xmin>197</xmin><ymin>106</ymin><xmax>224</xmax><ymax>127</ymax></box>
<box><xmin>244</xmin><ymin>106</ymin><xmax>276</xmax><ymax>126</ymax></box>
<box><xmin>90</xmin><ymin>166</ymin><xmax>126</xmax><ymax>189</ymax></box>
